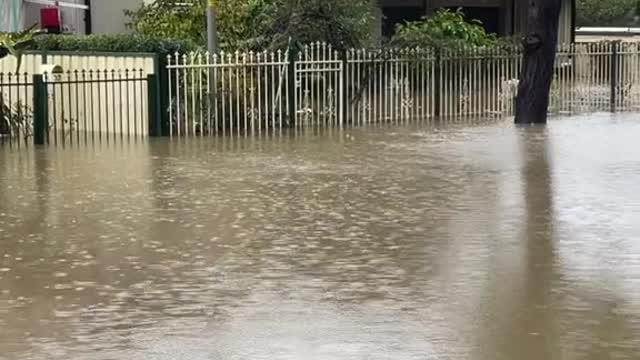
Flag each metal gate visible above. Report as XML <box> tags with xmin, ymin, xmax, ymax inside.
<box><xmin>294</xmin><ymin>43</ymin><xmax>344</xmax><ymax>127</ymax></box>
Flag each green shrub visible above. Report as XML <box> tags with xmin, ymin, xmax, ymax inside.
<box><xmin>32</xmin><ymin>34</ymin><xmax>195</xmax><ymax>56</ymax></box>
<box><xmin>0</xmin><ymin>25</ymin><xmax>44</xmax><ymax>71</ymax></box>
<box><xmin>125</xmin><ymin>0</ymin><xmax>207</xmax><ymax>46</ymax></box>
<box><xmin>124</xmin><ymin>0</ymin><xmax>274</xmax><ymax>51</ymax></box>
<box><xmin>577</xmin><ymin>0</ymin><xmax>638</xmax><ymax>27</ymax></box>
<box><xmin>390</xmin><ymin>8</ymin><xmax>499</xmax><ymax>50</ymax></box>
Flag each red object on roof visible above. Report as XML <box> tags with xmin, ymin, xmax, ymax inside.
<box><xmin>40</xmin><ymin>7</ymin><xmax>61</xmax><ymax>32</ymax></box>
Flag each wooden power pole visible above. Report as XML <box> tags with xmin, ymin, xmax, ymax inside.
<box><xmin>207</xmin><ymin>0</ymin><xmax>218</xmax><ymax>54</ymax></box>
<box><xmin>515</xmin><ymin>0</ymin><xmax>563</xmax><ymax>124</ymax></box>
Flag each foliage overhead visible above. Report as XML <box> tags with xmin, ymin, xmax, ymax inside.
<box><xmin>0</xmin><ymin>25</ymin><xmax>44</xmax><ymax>72</ymax></box>
<box><xmin>264</xmin><ymin>0</ymin><xmax>376</xmax><ymax>51</ymax></box>
<box><xmin>125</xmin><ymin>0</ymin><xmax>274</xmax><ymax>51</ymax></box>
<box><xmin>125</xmin><ymin>0</ymin><xmax>206</xmax><ymax>45</ymax></box>
<box><xmin>576</xmin><ymin>0</ymin><xmax>639</xmax><ymax>27</ymax></box>
<box><xmin>390</xmin><ymin>8</ymin><xmax>499</xmax><ymax>50</ymax></box>
<box><xmin>125</xmin><ymin>0</ymin><xmax>376</xmax><ymax>51</ymax></box>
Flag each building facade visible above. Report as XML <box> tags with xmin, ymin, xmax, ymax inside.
<box><xmin>3</xmin><ymin>0</ymin><xmax>576</xmax><ymax>46</ymax></box>
<box><xmin>378</xmin><ymin>0</ymin><xmax>576</xmax><ymax>45</ymax></box>
<box><xmin>1</xmin><ymin>0</ymin><xmax>23</xmax><ymax>32</ymax></box>
<box><xmin>1</xmin><ymin>0</ymin><xmax>145</xmax><ymax>34</ymax></box>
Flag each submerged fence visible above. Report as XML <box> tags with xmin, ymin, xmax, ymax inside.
<box><xmin>2</xmin><ymin>41</ymin><xmax>640</xmax><ymax>145</ymax></box>
<box><xmin>167</xmin><ymin>41</ymin><xmax>640</xmax><ymax>136</ymax></box>
<box><xmin>0</xmin><ymin>73</ymin><xmax>34</xmax><ymax>146</ymax></box>
<box><xmin>1</xmin><ymin>69</ymin><xmax>156</xmax><ymax>146</ymax></box>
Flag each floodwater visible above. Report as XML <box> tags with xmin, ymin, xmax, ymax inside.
<box><xmin>1</xmin><ymin>114</ymin><xmax>639</xmax><ymax>360</ymax></box>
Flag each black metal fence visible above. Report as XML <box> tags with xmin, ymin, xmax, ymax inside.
<box><xmin>1</xmin><ymin>69</ymin><xmax>161</xmax><ymax>146</ymax></box>
<box><xmin>0</xmin><ymin>73</ymin><xmax>34</xmax><ymax>147</ymax></box>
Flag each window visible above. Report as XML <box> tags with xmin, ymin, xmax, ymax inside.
<box><xmin>382</xmin><ymin>6</ymin><xmax>424</xmax><ymax>38</ymax></box>
<box><xmin>445</xmin><ymin>6</ymin><xmax>502</xmax><ymax>35</ymax></box>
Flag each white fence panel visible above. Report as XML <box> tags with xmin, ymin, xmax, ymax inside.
<box><xmin>296</xmin><ymin>43</ymin><xmax>343</xmax><ymax>128</ymax></box>
<box><xmin>167</xmin><ymin>50</ymin><xmax>289</xmax><ymax>137</ymax></box>
<box><xmin>169</xmin><ymin>42</ymin><xmax>640</xmax><ymax>137</ymax></box>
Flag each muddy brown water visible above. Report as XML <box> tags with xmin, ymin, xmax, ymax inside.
<box><xmin>1</xmin><ymin>114</ymin><xmax>639</xmax><ymax>359</ymax></box>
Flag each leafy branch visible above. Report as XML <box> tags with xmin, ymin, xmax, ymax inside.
<box><xmin>0</xmin><ymin>25</ymin><xmax>45</xmax><ymax>72</ymax></box>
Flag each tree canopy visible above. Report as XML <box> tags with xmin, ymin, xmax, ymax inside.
<box><xmin>125</xmin><ymin>0</ymin><xmax>376</xmax><ymax>51</ymax></box>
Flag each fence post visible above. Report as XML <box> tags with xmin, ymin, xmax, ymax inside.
<box><xmin>341</xmin><ymin>49</ymin><xmax>348</xmax><ymax>126</ymax></box>
<box><xmin>287</xmin><ymin>49</ymin><xmax>296</xmax><ymax>128</ymax></box>
<box><xmin>33</xmin><ymin>74</ymin><xmax>48</xmax><ymax>145</ymax></box>
<box><xmin>148</xmin><ymin>74</ymin><xmax>162</xmax><ymax>136</ymax></box>
<box><xmin>610</xmin><ymin>41</ymin><xmax>620</xmax><ymax>112</ymax></box>
<box><xmin>154</xmin><ymin>54</ymin><xmax>171</xmax><ymax>136</ymax></box>
<box><xmin>434</xmin><ymin>47</ymin><xmax>441</xmax><ymax>118</ymax></box>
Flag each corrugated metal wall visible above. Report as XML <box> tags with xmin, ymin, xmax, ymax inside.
<box><xmin>0</xmin><ymin>52</ymin><xmax>157</xmax><ymax>75</ymax></box>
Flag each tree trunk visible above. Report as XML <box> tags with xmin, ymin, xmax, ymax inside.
<box><xmin>515</xmin><ymin>0</ymin><xmax>563</xmax><ymax>124</ymax></box>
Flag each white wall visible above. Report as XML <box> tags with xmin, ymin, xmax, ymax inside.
<box><xmin>12</xmin><ymin>0</ymin><xmax>145</xmax><ymax>35</ymax></box>
<box><xmin>90</xmin><ymin>0</ymin><xmax>145</xmax><ymax>34</ymax></box>
<box><xmin>1</xmin><ymin>0</ymin><xmax>25</xmax><ymax>32</ymax></box>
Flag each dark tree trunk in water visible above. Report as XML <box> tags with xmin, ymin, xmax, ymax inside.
<box><xmin>515</xmin><ymin>0</ymin><xmax>563</xmax><ymax>124</ymax></box>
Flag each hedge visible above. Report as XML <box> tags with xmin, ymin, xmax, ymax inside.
<box><xmin>32</xmin><ymin>34</ymin><xmax>196</xmax><ymax>57</ymax></box>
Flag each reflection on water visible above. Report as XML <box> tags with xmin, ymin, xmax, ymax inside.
<box><xmin>1</xmin><ymin>115</ymin><xmax>639</xmax><ymax>360</ymax></box>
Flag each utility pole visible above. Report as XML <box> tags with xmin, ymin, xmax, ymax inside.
<box><xmin>206</xmin><ymin>0</ymin><xmax>218</xmax><ymax>132</ymax></box>
<box><xmin>207</xmin><ymin>0</ymin><xmax>218</xmax><ymax>54</ymax></box>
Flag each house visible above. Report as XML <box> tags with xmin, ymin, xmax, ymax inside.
<box><xmin>1</xmin><ymin>0</ymin><xmax>145</xmax><ymax>34</ymax></box>
<box><xmin>3</xmin><ymin>0</ymin><xmax>576</xmax><ymax>45</ymax></box>
<box><xmin>377</xmin><ymin>0</ymin><xmax>576</xmax><ymax>45</ymax></box>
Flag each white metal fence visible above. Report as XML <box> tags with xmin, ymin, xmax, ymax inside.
<box><xmin>167</xmin><ymin>51</ymin><xmax>290</xmax><ymax>137</ymax></box>
<box><xmin>167</xmin><ymin>41</ymin><xmax>640</xmax><ymax>136</ymax></box>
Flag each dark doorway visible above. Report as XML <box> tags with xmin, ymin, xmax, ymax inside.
<box><xmin>382</xmin><ymin>7</ymin><xmax>424</xmax><ymax>38</ymax></box>
<box><xmin>446</xmin><ymin>6</ymin><xmax>502</xmax><ymax>35</ymax></box>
